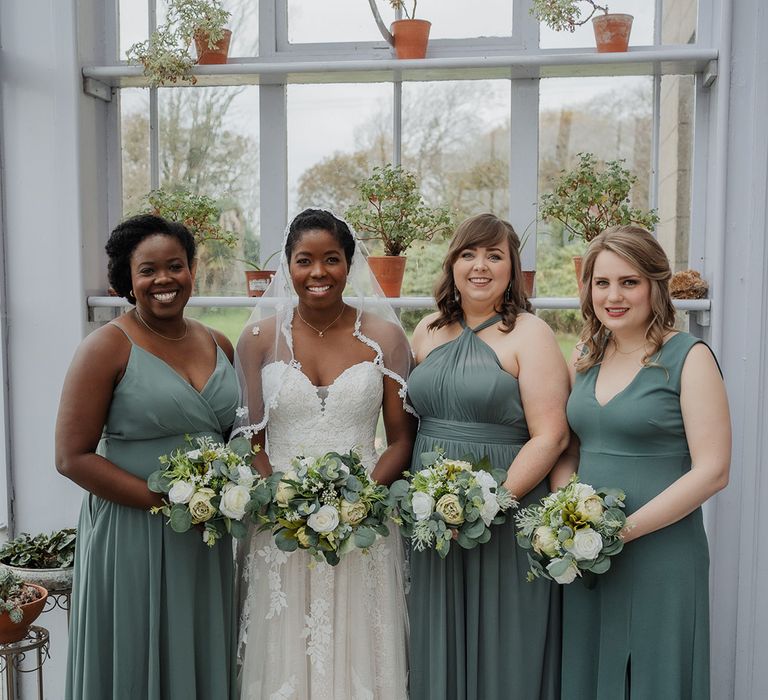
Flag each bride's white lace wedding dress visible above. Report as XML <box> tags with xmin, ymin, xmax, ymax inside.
<box><xmin>238</xmin><ymin>360</ymin><xmax>409</xmax><ymax>700</ymax></box>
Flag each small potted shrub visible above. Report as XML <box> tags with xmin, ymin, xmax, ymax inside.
<box><xmin>531</xmin><ymin>0</ymin><xmax>634</xmax><ymax>53</ymax></box>
<box><xmin>126</xmin><ymin>0</ymin><xmax>231</xmax><ymax>87</ymax></box>
<box><xmin>0</xmin><ymin>528</ymin><xmax>77</xmax><ymax>593</ymax></box>
<box><xmin>367</xmin><ymin>1</ymin><xmax>432</xmax><ymax>59</ymax></box>
<box><xmin>0</xmin><ymin>566</ymin><xmax>47</xmax><ymax>644</ymax></box>
<box><xmin>239</xmin><ymin>251</ymin><xmax>280</xmax><ymax>298</ymax></box>
<box><xmin>538</xmin><ymin>152</ymin><xmax>659</xmax><ymax>288</ymax></box>
<box><xmin>346</xmin><ymin>164</ymin><xmax>453</xmax><ymax>297</ymax></box>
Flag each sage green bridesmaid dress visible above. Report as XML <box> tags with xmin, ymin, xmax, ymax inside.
<box><xmin>66</xmin><ymin>330</ymin><xmax>239</xmax><ymax>700</ymax></box>
<box><xmin>563</xmin><ymin>332</ymin><xmax>711</xmax><ymax>699</ymax></box>
<box><xmin>407</xmin><ymin>315</ymin><xmax>561</xmax><ymax>700</ymax></box>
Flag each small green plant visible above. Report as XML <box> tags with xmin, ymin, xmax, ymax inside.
<box><xmin>538</xmin><ymin>152</ymin><xmax>659</xmax><ymax>243</ymax></box>
<box><xmin>238</xmin><ymin>250</ymin><xmax>281</xmax><ymax>271</ymax></box>
<box><xmin>0</xmin><ymin>529</ymin><xmax>77</xmax><ymax>569</ymax></box>
<box><xmin>142</xmin><ymin>188</ymin><xmax>238</xmax><ymax>248</ymax></box>
<box><xmin>0</xmin><ymin>566</ymin><xmax>40</xmax><ymax>623</ymax></box>
<box><xmin>530</xmin><ymin>0</ymin><xmax>608</xmax><ymax>32</ymax></box>
<box><xmin>346</xmin><ymin>164</ymin><xmax>453</xmax><ymax>257</ymax></box>
<box><xmin>126</xmin><ymin>0</ymin><xmax>230</xmax><ymax>87</ymax></box>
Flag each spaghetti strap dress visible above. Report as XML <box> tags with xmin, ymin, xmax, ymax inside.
<box><xmin>65</xmin><ymin>329</ymin><xmax>239</xmax><ymax>700</ymax></box>
<box><xmin>406</xmin><ymin>314</ymin><xmax>561</xmax><ymax>700</ymax></box>
<box><xmin>562</xmin><ymin>332</ymin><xmax>711</xmax><ymax>699</ymax></box>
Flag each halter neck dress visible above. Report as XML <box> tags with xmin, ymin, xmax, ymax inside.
<box><xmin>562</xmin><ymin>332</ymin><xmax>711</xmax><ymax>699</ymax></box>
<box><xmin>406</xmin><ymin>314</ymin><xmax>561</xmax><ymax>700</ymax></box>
<box><xmin>66</xmin><ymin>328</ymin><xmax>239</xmax><ymax>700</ymax></box>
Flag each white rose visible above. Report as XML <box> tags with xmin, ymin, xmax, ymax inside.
<box><xmin>479</xmin><ymin>494</ymin><xmax>500</xmax><ymax>527</ymax></box>
<box><xmin>572</xmin><ymin>483</ymin><xmax>596</xmax><ymax>501</ymax></box>
<box><xmin>473</xmin><ymin>470</ymin><xmax>497</xmax><ymax>494</ymax></box>
<box><xmin>276</xmin><ymin>470</ymin><xmax>298</xmax><ymax>507</ymax></box>
<box><xmin>533</xmin><ymin>526</ymin><xmax>559</xmax><ymax>558</ymax></box>
<box><xmin>236</xmin><ymin>465</ymin><xmax>257</xmax><ymax>488</ymax></box>
<box><xmin>307</xmin><ymin>505</ymin><xmax>340</xmax><ymax>534</ymax></box>
<box><xmin>546</xmin><ymin>557</ymin><xmax>580</xmax><ymax>585</ymax></box>
<box><xmin>168</xmin><ymin>480</ymin><xmax>195</xmax><ymax>504</ymax></box>
<box><xmin>411</xmin><ymin>492</ymin><xmax>435</xmax><ymax>521</ymax></box>
<box><xmin>567</xmin><ymin>527</ymin><xmax>604</xmax><ymax>561</ymax></box>
<box><xmin>185</xmin><ymin>449</ymin><xmax>202</xmax><ymax>460</ymax></box>
<box><xmin>220</xmin><ymin>483</ymin><xmax>250</xmax><ymax>520</ymax></box>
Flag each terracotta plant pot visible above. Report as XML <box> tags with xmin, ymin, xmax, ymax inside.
<box><xmin>245</xmin><ymin>270</ymin><xmax>275</xmax><ymax>298</ymax></box>
<box><xmin>368</xmin><ymin>256</ymin><xmax>407</xmax><ymax>297</ymax></box>
<box><xmin>0</xmin><ymin>584</ymin><xmax>48</xmax><ymax>644</ymax></box>
<box><xmin>194</xmin><ymin>28</ymin><xmax>232</xmax><ymax>65</ymax></box>
<box><xmin>522</xmin><ymin>270</ymin><xmax>536</xmax><ymax>298</ymax></box>
<box><xmin>592</xmin><ymin>14</ymin><xmax>633</xmax><ymax>53</ymax></box>
<box><xmin>573</xmin><ymin>255</ymin><xmax>584</xmax><ymax>293</ymax></box>
<box><xmin>390</xmin><ymin>19</ymin><xmax>431</xmax><ymax>59</ymax></box>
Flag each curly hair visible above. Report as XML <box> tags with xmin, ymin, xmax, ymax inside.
<box><xmin>106</xmin><ymin>214</ymin><xmax>196</xmax><ymax>302</ymax></box>
<box><xmin>429</xmin><ymin>213</ymin><xmax>532</xmax><ymax>333</ymax></box>
<box><xmin>575</xmin><ymin>225</ymin><xmax>676</xmax><ymax>372</ymax></box>
<box><xmin>285</xmin><ymin>209</ymin><xmax>356</xmax><ymax>267</ymax></box>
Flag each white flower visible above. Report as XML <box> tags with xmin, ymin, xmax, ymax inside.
<box><xmin>533</xmin><ymin>525</ymin><xmax>559</xmax><ymax>557</ymax></box>
<box><xmin>235</xmin><ymin>406</ymin><xmax>248</xmax><ymax>418</ymax></box>
<box><xmin>188</xmin><ymin>488</ymin><xmax>216</xmax><ymax>524</ymax></box>
<box><xmin>276</xmin><ymin>470</ymin><xmax>299</xmax><ymax>507</ymax></box>
<box><xmin>566</xmin><ymin>527</ymin><xmax>604</xmax><ymax>561</ymax></box>
<box><xmin>203</xmin><ymin>529</ymin><xmax>215</xmax><ymax>545</ymax></box>
<box><xmin>479</xmin><ymin>494</ymin><xmax>500</xmax><ymax>527</ymax></box>
<box><xmin>185</xmin><ymin>449</ymin><xmax>202</xmax><ymax>460</ymax></box>
<box><xmin>578</xmin><ymin>495</ymin><xmax>605</xmax><ymax>524</ymax></box>
<box><xmin>220</xmin><ymin>483</ymin><xmax>251</xmax><ymax>520</ymax></box>
<box><xmin>340</xmin><ymin>499</ymin><xmax>368</xmax><ymax>525</ymax></box>
<box><xmin>236</xmin><ymin>465</ymin><xmax>257</xmax><ymax>488</ymax></box>
<box><xmin>546</xmin><ymin>557</ymin><xmax>580</xmax><ymax>584</ymax></box>
<box><xmin>571</xmin><ymin>482</ymin><xmax>596</xmax><ymax>501</ymax></box>
<box><xmin>168</xmin><ymin>480</ymin><xmax>195</xmax><ymax>504</ymax></box>
<box><xmin>442</xmin><ymin>459</ymin><xmax>473</xmax><ymax>471</ymax></box>
<box><xmin>307</xmin><ymin>505</ymin><xmax>340</xmax><ymax>533</ymax></box>
<box><xmin>474</xmin><ymin>470</ymin><xmax>497</xmax><ymax>495</ymax></box>
<box><xmin>411</xmin><ymin>492</ymin><xmax>435</xmax><ymax>521</ymax></box>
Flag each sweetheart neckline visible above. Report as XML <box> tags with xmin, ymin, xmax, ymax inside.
<box><xmin>270</xmin><ymin>359</ymin><xmax>379</xmax><ymax>391</ymax></box>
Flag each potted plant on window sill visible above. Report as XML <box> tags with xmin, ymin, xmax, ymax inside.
<box><xmin>239</xmin><ymin>251</ymin><xmax>280</xmax><ymax>298</ymax></box>
<box><xmin>367</xmin><ymin>1</ymin><xmax>432</xmax><ymax>59</ymax></box>
<box><xmin>346</xmin><ymin>163</ymin><xmax>453</xmax><ymax>297</ymax></box>
<box><xmin>531</xmin><ymin>0</ymin><xmax>634</xmax><ymax>53</ymax></box>
<box><xmin>126</xmin><ymin>0</ymin><xmax>232</xmax><ymax>87</ymax></box>
<box><xmin>538</xmin><ymin>152</ymin><xmax>659</xmax><ymax>290</ymax></box>
<box><xmin>0</xmin><ymin>566</ymin><xmax>48</xmax><ymax>644</ymax></box>
<box><xmin>0</xmin><ymin>528</ymin><xmax>77</xmax><ymax>594</ymax></box>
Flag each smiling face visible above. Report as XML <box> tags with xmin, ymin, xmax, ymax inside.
<box><xmin>591</xmin><ymin>250</ymin><xmax>653</xmax><ymax>334</ymax></box>
<box><xmin>288</xmin><ymin>228</ymin><xmax>348</xmax><ymax>308</ymax></box>
<box><xmin>130</xmin><ymin>234</ymin><xmax>194</xmax><ymax>319</ymax></box>
<box><xmin>451</xmin><ymin>238</ymin><xmax>513</xmax><ymax>308</ymax></box>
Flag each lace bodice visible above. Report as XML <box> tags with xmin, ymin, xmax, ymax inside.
<box><xmin>262</xmin><ymin>361</ymin><xmax>383</xmax><ymax>471</ymax></box>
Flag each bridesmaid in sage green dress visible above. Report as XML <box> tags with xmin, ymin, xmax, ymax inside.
<box><xmin>408</xmin><ymin>214</ymin><xmax>570</xmax><ymax>700</ymax></box>
<box><xmin>551</xmin><ymin>226</ymin><xmax>731</xmax><ymax>699</ymax></box>
<box><xmin>56</xmin><ymin>215</ymin><xmax>239</xmax><ymax>699</ymax></box>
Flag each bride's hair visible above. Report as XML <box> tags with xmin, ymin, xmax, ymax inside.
<box><xmin>285</xmin><ymin>209</ymin><xmax>356</xmax><ymax>267</ymax></box>
<box><xmin>430</xmin><ymin>213</ymin><xmax>531</xmax><ymax>333</ymax></box>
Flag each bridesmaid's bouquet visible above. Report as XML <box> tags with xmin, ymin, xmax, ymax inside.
<box><xmin>515</xmin><ymin>475</ymin><xmax>627</xmax><ymax>584</ymax></box>
<box><xmin>253</xmin><ymin>450</ymin><xmax>392</xmax><ymax>566</ymax></box>
<box><xmin>390</xmin><ymin>451</ymin><xmax>516</xmax><ymax>558</ymax></box>
<box><xmin>149</xmin><ymin>436</ymin><xmax>268</xmax><ymax>547</ymax></box>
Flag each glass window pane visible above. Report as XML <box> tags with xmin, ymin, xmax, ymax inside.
<box><xmin>661</xmin><ymin>0</ymin><xmax>697</xmax><ymax>45</ymax></box>
<box><xmin>288</xmin><ymin>83</ymin><xmax>393</xmax><ymax>214</ymax></box>
<box><xmin>222</xmin><ymin>0</ymin><xmax>260</xmax><ymax>57</ymax></box>
<box><xmin>288</xmin><ymin>0</ymin><xmax>383</xmax><ymax>43</ymax></box>
<box><xmin>538</xmin><ymin>0</ymin><xmax>655</xmax><ymax>49</ymax></box>
<box><xmin>121</xmin><ymin>89</ymin><xmax>151</xmax><ymax>215</ymax></box>
<box><xmin>401</xmin><ymin>0</ymin><xmax>512</xmax><ymax>40</ymax></box>
<box><xmin>157</xmin><ymin>86</ymin><xmax>261</xmax><ymax>296</ymax></box>
<box><xmin>119</xmin><ymin>0</ymin><xmax>148</xmax><ymax>60</ymax></box>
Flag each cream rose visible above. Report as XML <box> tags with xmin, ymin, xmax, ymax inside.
<box><xmin>296</xmin><ymin>526</ymin><xmax>311</xmax><ymax>548</ymax></box>
<box><xmin>340</xmin><ymin>499</ymin><xmax>368</xmax><ymax>525</ymax></box>
<box><xmin>307</xmin><ymin>505</ymin><xmax>340</xmax><ymax>533</ymax></box>
<box><xmin>411</xmin><ymin>492</ymin><xmax>435</xmax><ymax>521</ymax></box>
<box><xmin>442</xmin><ymin>459</ymin><xmax>473</xmax><ymax>471</ymax></box>
<box><xmin>276</xmin><ymin>470</ymin><xmax>298</xmax><ymax>507</ymax></box>
<box><xmin>579</xmin><ymin>495</ymin><xmax>604</xmax><ymax>524</ymax></box>
<box><xmin>188</xmin><ymin>488</ymin><xmax>216</xmax><ymax>524</ymax></box>
<box><xmin>220</xmin><ymin>483</ymin><xmax>250</xmax><ymax>520</ymax></box>
<box><xmin>435</xmin><ymin>494</ymin><xmax>464</xmax><ymax>525</ymax></box>
<box><xmin>168</xmin><ymin>480</ymin><xmax>195</xmax><ymax>505</ymax></box>
<box><xmin>572</xmin><ymin>482</ymin><xmax>596</xmax><ymax>501</ymax></box>
<box><xmin>546</xmin><ymin>557</ymin><xmax>580</xmax><ymax>585</ymax></box>
<box><xmin>567</xmin><ymin>527</ymin><xmax>604</xmax><ymax>561</ymax></box>
<box><xmin>533</xmin><ymin>525</ymin><xmax>560</xmax><ymax>558</ymax></box>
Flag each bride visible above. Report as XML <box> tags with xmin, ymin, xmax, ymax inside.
<box><xmin>234</xmin><ymin>209</ymin><xmax>416</xmax><ymax>700</ymax></box>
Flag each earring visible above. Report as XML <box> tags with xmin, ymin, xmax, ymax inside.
<box><xmin>129</xmin><ymin>289</ymin><xmax>135</xmax><ymax>300</ymax></box>
<box><xmin>453</xmin><ymin>284</ymin><xmax>460</xmax><ymax>303</ymax></box>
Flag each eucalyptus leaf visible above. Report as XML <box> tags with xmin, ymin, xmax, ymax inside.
<box><xmin>275</xmin><ymin>529</ymin><xmax>298</xmax><ymax>552</ymax></box>
<box><xmin>354</xmin><ymin>527</ymin><xmax>377</xmax><ymax>549</ymax></box>
<box><xmin>169</xmin><ymin>505</ymin><xmax>192</xmax><ymax>533</ymax></box>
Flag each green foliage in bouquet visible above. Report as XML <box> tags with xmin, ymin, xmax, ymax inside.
<box><xmin>0</xmin><ymin>528</ymin><xmax>77</xmax><ymax>569</ymax></box>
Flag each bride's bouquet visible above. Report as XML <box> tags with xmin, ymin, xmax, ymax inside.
<box><xmin>390</xmin><ymin>451</ymin><xmax>516</xmax><ymax>558</ymax></box>
<box><xmin>515</xmin><ymin>475</ymin><xmax>627</xmax><ymax>584</ymax></box>
<box><xmin>148</xmin><ymin>436</ymin><xmax>268</xmax><ymax>547</ymax></box>
<box><xmin>254</xmin><ymin>450</ymin><xmax>392</xmax><ymax>566</ymax></box>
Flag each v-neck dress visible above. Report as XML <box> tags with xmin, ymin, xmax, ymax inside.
<box><xmin>406</xmin><ymin>315</ymin><xmax>561</xmax><ymax>700</ymax></box>
<box><xmin>66</xmin><ymin>333</ymin><xmax>239</xmax><ymax>700</ymax></box>
<box><xmin>562</xmin><ymin>332</ymin><xmax>711</xmax><ymax>699</ymax></box>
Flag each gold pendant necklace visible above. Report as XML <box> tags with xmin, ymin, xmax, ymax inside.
<box><xmin>295</xmin><ymin>305</ymin><xmax>346</xmax><ymax>338</ymax></box>
<box><xmin>135</xmin><ymin>307</ymin><xmax>188</xmax><ymax>342</ymax></box>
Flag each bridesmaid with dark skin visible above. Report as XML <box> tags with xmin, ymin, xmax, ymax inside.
<box><xmin>551</xmin><ymin>225</ymin><xmax>730</xmax><ymax>699</ymax></box>
<box><xmin>56</xmin><ymin>214</ymin><xmax>239</xmax><ymax>699</ymax></box>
